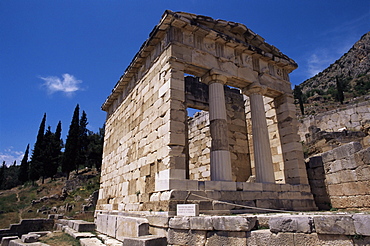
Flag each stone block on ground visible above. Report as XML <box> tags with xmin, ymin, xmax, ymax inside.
<box><xmin>80</xmin><ymin>237</ymin><xmax>105</xmax><ymax>246</ymax></box>
<box><xmin>116</xmin><ymin>216</ymin><xmax>149</xmax><ymax>241</ymax></box>
<box><xmin>21</xmin><ymin>234</ymin><xmax>40</xmax><ymax>243</ymax></box>
<box><xmin>1</xmin><ymin>236</ymin><xmax>18</xmax><ymax>246</ymax></box>
<box><xmin>122</xmin><ymin>235</ymin><xmax>167</xmax><ymax>246</ymax></box>
<box><xmin>8</xmin><ymin>238</ymin><xmax>49</xmax><ymax>246</ymax></box>
<box><xmin>63</xmin><ymin>226</ymin><xmax>96</xmax><ymax>239</ymax></box>
<box><xmin>71</xmin><ymin>220</ymin><xmax>95</xmax><ymax>232</ymax></box>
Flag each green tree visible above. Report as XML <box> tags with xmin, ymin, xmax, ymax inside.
<box><xmin>336</xmin><ymin>76</ymin><xmax>344</xmax><ymax>104</ymax></box>
<box><xmin>86</xmin><ymin>127</ymin><xmax>104</xmax><ymax>171</ymax></box>
<box><xmin>78</xmin><ymin>110</ymin><xmax>89</xmax><ymax>169</ymax></box>
<box><xmin>63</xmin><ymin>105</ymin><xmax>80</xmax><ymax>179</ymax></box>
<box><xmin>18</xmin><ymin>144</ymin><xmax>30</xmax><ymax>184</ymax></box>
<box><xmin>29</xmin><ymin>113</ymin><xmax>46</xmax><ymax>183</ymax></box>
<box><xmin>51</xmin><ymin>121</ymin><xmax>63</xmax><ymax>178</ymax></box>
<box><xmin>0</xmin><ymin>161</ymin><xmax>5</xmax><ymax>190</ymax></box>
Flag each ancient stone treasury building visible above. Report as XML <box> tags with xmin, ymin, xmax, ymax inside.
<box><xmin>97</xmin><ymin>11</ymin><xmax>317</xmax><ymax>216</ymax></box>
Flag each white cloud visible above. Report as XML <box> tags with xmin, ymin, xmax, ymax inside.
<box><xmin>0</xmin><ymin>147</ymin><xmax>24</xmax><ymax>166</ymax></box>
<box><xmin>306</xmin><ymin>51</ymin><xmax>333</xmax><ymax>77</ymax></box>
<box><xmin>40</xmin><ymin>73</ymin><xmax>83</xmax><ymax>96</ymax></box>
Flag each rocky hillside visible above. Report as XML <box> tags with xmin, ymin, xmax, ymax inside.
<box><xmin>300</xmin><ymin>31</ymin><xmax>370</xmax><ymax>95</ymax></box>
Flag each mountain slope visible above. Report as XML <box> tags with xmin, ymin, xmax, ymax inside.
<box><xmin>300</xmin><ymin>32</ymin><xmax>370</xmax><ymax>95</ymax></box>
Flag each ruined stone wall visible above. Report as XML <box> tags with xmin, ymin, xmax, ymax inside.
<box><xmin>188</xmin><ymin>87</ymin><xmax>250</xmax><ymax>182</ymax></box>
<box><xmin>245</xmin><ymin>96</ymin><xmax>285</xmax><ymax>183</ymax></box>
<box><xmin>306</xmin><ymin>142</ymin><xmax>370</xmax><ymax>210</ymax></box>
<box><xmin>298</xmin><ymin>100</ymin><xmax>370</xmax><ymax>144</ymax></box>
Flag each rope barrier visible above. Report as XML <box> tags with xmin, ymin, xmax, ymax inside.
<box><xmin>187</xmin><ymin>191</ymin><xmax>297</xmax><ymax>213</ymax></box>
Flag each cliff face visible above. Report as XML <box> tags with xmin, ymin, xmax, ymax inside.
<box><xmin>300</xmin><ymin>32</ymin><xmax>370</xmax><ymax>95</ymax></box>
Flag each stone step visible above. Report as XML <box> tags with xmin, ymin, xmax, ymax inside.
<box><xmin>121</xmin><ymin>235</ymin><xmax>167</xmax><ymax>246</ymax></box>
<box><xmin>95</xmin><ymin>214</ymin><xmax>150</xmax><ymax>240</ymax></box>
<box><xmin>8</xmin><ymin>238</ymin><xmax>49</xmax><ymax>246</ymax></box>
<box><xmin>62</xmin><ymin>226</ymin><xmax>95</xmax><ymax>239</ymax></box>
<box><xmin>80</xmin><ymin>238</ymin><xmax>105</xmax><ymax>246</ymax></box>
<box><xmin>1</xmin><ymin>236</ymin><xmax>18</xmax><ymax>246</ymax></box>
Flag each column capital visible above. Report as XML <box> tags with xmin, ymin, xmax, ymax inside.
<box><xmin>243</xmin><ymin>82</ymin><xmax>267</xmax><ymax>96</ymax></box>
<box><xmin>202</xmin><ymin>70</ymin><xmax>228</xmax><ymax>85</ymax></box>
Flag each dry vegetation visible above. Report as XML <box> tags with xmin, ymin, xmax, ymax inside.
<box><xmin>0</xmin><ymin>169</ymin><xmax>100</xmax><ymax>229</ymax></box>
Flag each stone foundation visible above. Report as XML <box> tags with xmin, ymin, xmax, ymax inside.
<box><xmin>94</xmin><ymin>212</ymin><xmax>370</xmax><ymax>246</ymax></box>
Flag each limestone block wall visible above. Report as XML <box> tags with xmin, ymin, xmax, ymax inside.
<box><xmin>306</xmin><ymin>142</ymin><xmax>370</xmax><ymax>210</ymax></box>
<box><xmin>245</xmin><ymin>96</ymin><xmax>284</xmax><ymax>183</ymax></box>
<box><xmin>98</xmin><ymin>49</ymin><xmax>188</xmax><ymax>211</ymax></box>
<box><xmin>298</xmin><ymin>100</ymin><xmax>370</xmax><ymax>143</ymax></box>
<box><xmin>187</xmin><ymin>87</ymin><xmax>251</xmax><ymax>182</ymax></box>
<box><xmin>164</xmin><ymin>214</ymin><xmax>370</xmax><ymax>245</ymax></box>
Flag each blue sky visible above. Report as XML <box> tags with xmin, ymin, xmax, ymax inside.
<box><xmin>1</xmin><ymin>0</ymin><xmax>369</xmax><ymax>165</ymax></box>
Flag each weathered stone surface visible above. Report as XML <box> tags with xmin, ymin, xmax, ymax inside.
<box><xmin>167</xmin><ymin>229</ymin><xmax>190</xmax><ymax>245</ymax></box>
<box><xmin>116</xmin><ymin>216</ymin><xmax>149</xmax><ymax>240</ymax></box>
<box><xmin>1</xmin><ymin>236</ymin><xmax>18</xmax><ymax>246</ymax></box>
<box><xmin>247</xmin><ymin>230</ymin><xmax>294</xmax><ymax>246</ymax></box>
<box><xmin>146</xmin><ymin>215</ymin><xmax>170</xmax><ymax>227</ymax></box>
<box><xmin>206</xmin><ymin>231</ymin><xmax>247</xmax><ymax>246</ymax></box>
<box><xmin>21</xmin><ymin>234</ymin><xmax>40</xmax><ymax>243</ymax></box>
<box><xmin>169</xmin><ymin>216</ymin><xmax>190</xmax><ymax>229</ymax></box>
<box><xmin>353</xmin><ymin>214</ymin><xmax>370</xmax><ymax>236</ymax></box>
<box><xmin>80</xmin><ymin>237</ymin><xmax>105</xmax><ymax>246</ymax></box>
<box><xmin>189</xmin><ymin>216</ymin><xmax>213</xmax><ymax>230</ymax></box>
<box><xmin>211</xmin><ymin>216</ymin><xmax>256</xmax><ymax>231</ymax></box>
<box><xmin>122</xmin><ymin>235</ymin><xmax>167</xmax><ymax>246</ymax></box>
<box><xmin>269</xmin><ymin>216</ymin><xmax>313</xmax><ymax>233</ymax></box>
<box><xmin>314</xmin><ymin>215</ymin><xmax>356</xmax><ymax>235</ymax></box>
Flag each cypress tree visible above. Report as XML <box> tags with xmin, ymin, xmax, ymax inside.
<box><xmin>293</xmin><ymin>85</ymin><xmax>305</xmax><ymax>115</ymax></box>
<box><xmin>18</xmin><ymin>144</ymin><xmax>30</xmax><ymax>184</ymax></box>
<box><xmin>336</xmin><ymin>76</ymin><xmax>344</xmax><ymax>104</ymax></box>
<box><xmin>78</xmin><ymin>110</ymin><xmax>89</xmax><ymax>169</ymax></box>
<box><xmin>51</xmin><ymin>121</ymin><xmax>63</xmax><ymax>178</ymax></box>
<box><xmin>30</xmin><ymin>113</ymin><xmax>46</xmax><ymax>183</ymax></box>
<box><xmin>41</xmin><ymin>126</ymin><xmax>53</xmax><ymax>183</ymax></box>
<box><xmin>0</xmin><ymin>161</ymin><xmax>5</xmax><ymax>190</ymax></box>
<box><xmin>63</xmin><ymin>105</ymin><xmax>80</xmax><ymax>179</ymax></box>
<box><xmin>86</xmin><ymin>127</ymin><xmax>104</xmax><ymax>170</ymax></box>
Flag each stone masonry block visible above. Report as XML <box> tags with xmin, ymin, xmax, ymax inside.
<box><xmin>169</xmin><ymin>216</ymin><xmax>190</xmax><ymax>229</ymax></box>
<box><xmin>122</xmin><ymin>235</ymin><xmax>167</xmax><ymax>246</ymax></box>
<box><xmin>247</xmin><ymin>229</ymin><xmax>294</xmax><ymax>246</ymax></box>
<box><xmin>116</xmin><ymin>216</ymin><xmax>149</xmax><ymax>240</ymax></box>
<box><xmin>106</xmin><ymin>215</ymin><xmax>117</xmax><ymax>238</ymax></box>
<box><xmin>1</xmin><ymin>236</ymin><xmax>18</xmax><ymax>246</ymax></box>
<box><xmin>146</xmin><ymin>215</ymin><xmax>170</xmax><ymax>228</ymax></box>
<box><xmin>268</xmin><ymin>216</ymin><xmax>314</xmax><ymax>233</ymax></box>
<box><xmin>21</xmin><ymin>234</ymin><xmax>40</xmax><ymax>243</ymax></box>
<box><xmin>206</xmin><ymin>231</ymin><xmax>247</xmax><ymax>246</ymax></box>
<box><xmin>353</xmin><ymin>214</ymin><xmax>370</xmax><ymax>236</ymax></box>
<box><xmin>190</xmin><ymin>216</ymin><xmax>213</xmax><ymax>230</ymax></box>
<box><xmin>211</xmin><ymin>216</ymin><xmax>256</xmax><ymax>231</ymax></box>
<box><xmin>308</xmin><ymin>156</ymin><xmax>323</xmax><ymax>169</ymax></box>
<box><xmin>314</xmin><ymin>215</ymin><xmax>356</xmax><ymax>235</ymax></box>
<box><xmin>332</xmin><ymin>141</ymin><xmax>362</xmax><ymax>160</ymax></box>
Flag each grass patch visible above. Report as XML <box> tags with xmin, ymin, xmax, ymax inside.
<box><xmin>0</xmin><ymin>211</ymin><xmax>19</xmax><ymax>229</ymax></box>
<box><xmin>40</xmin><ymin>232</ymin><xmax>81</xmax><ymax>246</ymax></box>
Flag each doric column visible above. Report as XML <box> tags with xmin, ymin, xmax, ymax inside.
<box><xmin>244</xmin><ymin>83</ymin><xmax>275</xmax><ymax>183</ymax></box>
<box><xmin>203</xmin><ymin>72</ymin><xmax>232</xmax><ymax>181</ymax></box>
